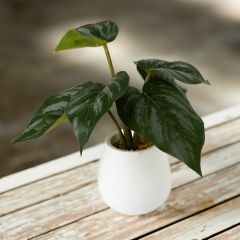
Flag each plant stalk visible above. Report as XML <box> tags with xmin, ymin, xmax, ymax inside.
<box><xmin>124</xmin><ymin>127</ymin><xmax>134</xmax><ymax>150</ymax></box>
<box><xmin>103</xmin><ymin>43</ymin><xmax>133</xmax><ymax>149</ymax></box>
<box><xmin>132</xmin><ymin>132</ymin><xmax>141</xmax><ymax>149</ymax></box>
<box><xmin>108</xmin><ymin>110</ymin><xmax>126</xmax><ymax>145</ymax></box>
<box><xmin>103</xmin><ymin>44</ymin><xmax>115</xmax><ymax>78</ymax></box>
<box><xmin>145</xmin><ymin>72</ymin><xmax>151</xmax><ymax>82</ymax></box>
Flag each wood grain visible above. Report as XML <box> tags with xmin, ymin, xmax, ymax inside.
<box><xmin>0</xmin><ymin>161</ymin><xmax>98</xmax><ymax>217</ymax></box>
<box><xmin>1</xmin><ymin>114</ymin><xmax>240</xmax><ymax>194</ymax></box>
<box><xmin>1</xmin><ymin>139</ymin><xmax>239</xmax><ymax>220</ymax></box>
<box><xmin>202</xmin><ymin>104</ymin><xmax>240</xmax><ymax>129</ymax></box>
<box><xmin>30</xmin><ymin>163</ymin><xmax>240</xmax><ymax>240</ymax></box>
<box><xmin>209</xmin><ymin>225</ymin><xmax>240</xmax><ymax>240</ymax></box>
<box><xmin>203</xmin><ymin>118</ymin><xmax>240</xmax><ymax>154</ymax></box>
<box><xmin>144</xmin><ymin>197</ymin><xmax>240</xmax><ymax>240</ymax></box>
<box><xmin>0</xmin><ymin>143</ymin><xmax>104</xmax><ymax>194</ymax></box>
<box><xmin>0</xmin><ymin>184</ymin><xmax>106</xmax><ymax>240</ymax></box>
<box><xmin>0</xmin><ymin>111</ymin><xmax>239</xmax><ymax>239</ymax></box>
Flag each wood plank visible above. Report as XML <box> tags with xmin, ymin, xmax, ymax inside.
<box><xmin>0</xmin><ymin>143</ymin><xmax>104</xmax><ymax>193</ymax></box>
<box><xmin>1</xmin><ymin>107</ymin><xmax>240</xmax><ymax>193</ymax></box>
<box><xmin>0</xmin><ymin>108</ymin><xmax>239</xmax><ymax>238</ymax></box>
<box><xmin>203</xmin><ymin>118</ymin><xmax>240</xmax><ymax>154</ymax></box>
<box><xmin>209</xmin><ymin>225</ymin><xmax>240</xmax><ymax>240</ymax></box>
<box><xmin>0</xmin><ymin>184</ymin><xmax>106</xmax><ymax>240</ymax></box>
<box><xmin>202</xmin><ymin>104</ymin><xmax>240</xmax><ymax>129</ymax></box>
<box><xmin>143</xmin><ymin>197</ymin><xmax>240</xmax><ymax>240</ymax></box>
<box><xmin>3</xmin><ymin>163</ymin><xmax>238</xmax><ymax>240</ymax></box>
<box><xmin>35</xmin><ymin>164</ymin><xmax>240</xmax><ymax>240</ymax></box>
<box><xmin>0</xmin><ymin>161</ymin><xmax>98</xmax><ymax>217</ymax></box>
<box><xmin>1</xmin><ymin>140</ymin><xmax>240</xmax><ymax>218</ymax></box>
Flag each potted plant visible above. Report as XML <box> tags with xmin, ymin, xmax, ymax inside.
<box><xmin>14</xmin><ymin>20</ymin><xmax>209</xmax><ymax>215</ymax></box>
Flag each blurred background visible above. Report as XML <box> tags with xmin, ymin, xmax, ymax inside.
<box><xmin>1</xmin><ymin>0</ymin><xmax>240</xmax><ymax>177</ymax></box>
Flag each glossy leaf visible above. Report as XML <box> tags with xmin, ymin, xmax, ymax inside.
<box><xmin>13</xmin><ymin>85</ymin><xmax>87</xmax><ymax>143</ymax></box>
<box><xmin>135</xmin><ymin>59</ymin><xmax>209</xmax><ymax>85</ymax></box>
<box><xmin>55</xmin><ymin>20</ymin><xmax>118</xmax><ymax>51</ymax></box>
<box><xmin>66</xmin><ymin>71</ymin><xmax>129</xmax><ymax>153</ymax></box>
<box><xmin>116</xmin><ymin>76</ymin><xmax>205</xmax><ymax>175</ymax></box>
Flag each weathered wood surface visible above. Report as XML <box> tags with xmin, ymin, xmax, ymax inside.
<box><xmin>0</xmin><ymin>143</ymin><xmax>104</xmax><ymax>193</ymax></box>
<box><xmin>1</xmin><ymin>104</ymin><xmax>239</xmax><ymax>194</ymax></box>
<box><xmin>143</xmin><ymin>196</ymin><xmax>240</xmax><ymax>240</ymax></box>
<box><xmin>0</xmin><ymin>161</ymin><xmax>98</xmax><ymax>217</ymax></box>
<box><xmin>210</xmin><ymin>225</ymin><xmax>240</xmax><ymax>240</ymax></box>
<box><xmin>1</xmin><ymin>118</ymin><xmax>240</xmax><ymax>218</ymax></box>
<box><xmin>0</xmin><ymin>106</ymin><xmax>240</xmax><ymax>240</ymax></box>
<box><xmin>202</xmin><ymin>104</ymin><xmax>240</xmax><ymax>129</ymax></box>
<box><xmin>203</xmin><ymin>118</ymin><xmax>240</xmax><ymax>154</ymax></box>
<box><xmin>31</xmin><ymin>164</ymin><xmax>240</xmax><ymax>240</ymax></box>
<box><xmin>1</xmin><ymin>153</ymin><xmax>239</xmax><ymax>240</ymax></box>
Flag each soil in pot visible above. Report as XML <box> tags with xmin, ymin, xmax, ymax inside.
<box><xmin>113</xmin><ymin>139</ymin><xmax>153</xmax><ymax>151</ymax></box>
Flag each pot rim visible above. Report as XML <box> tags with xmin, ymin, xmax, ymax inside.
<box><xmin>105</xmin><ymin>131</ymin><xmax>155</xmax><ymax>153</ymax></box>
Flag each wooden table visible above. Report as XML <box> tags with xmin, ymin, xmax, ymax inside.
<box><xmin>1</xmin><ymin>105</ymin><xmax>240</xmax><ymax>240</ymax></box>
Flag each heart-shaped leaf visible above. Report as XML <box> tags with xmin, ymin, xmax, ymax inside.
<box><xmin>13</xmin><ymin>85</ymin><xmax>89</xmax><ymax>143</ymax></box>
<box><xmin>116</xmin><ymin>76</ymin><xmax>204</xmax><ymax>175</ymax></box>
<box><xmin>55</xmin><ymin>20</ymin><xmax>118</xmax><ymax>51</ymax></box>
<box><xmin>66</xmin><ymin>71</ymin><xmax>129</xmax><ymax>152</ymax></box>
<box><xmin>135</xmin><ymin>59</ymin><xmax>209</xmax><ymax>85</ymax></box>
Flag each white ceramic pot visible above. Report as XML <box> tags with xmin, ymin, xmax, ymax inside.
<box><xmin>98</xmin><ymin>132</ymin><xmax>172</xmax><ymax>215</ymax></box>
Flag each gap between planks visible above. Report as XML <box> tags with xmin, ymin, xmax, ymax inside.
<box><xmin>207</xmin><ymin>224</ymin><xmax>240</xmax><ymax>240</ymax></box>
<box><xmin>142</xmin><ymin>196</ymin><xmax>240</xmax><ymax>240</ymax></box>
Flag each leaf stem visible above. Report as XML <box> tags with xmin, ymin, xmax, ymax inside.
<box><xmin>103</xmin><ymin>44</ymin><xmax>115</xmax><ymax>78</ymax></box>
<box><xmin>103</xmin><ymin>43</ymin><xmax>133</xmax><ymax>149</ymax></box>
<box><xmin>108</xmin><ymin>110</ymin><xmax>126</xmax><ymax>145</ymax></box>
<box><xmin>122</xmin><ymin>127</ymin><xmax>133</xmax><ymax>150</ymax></box>
<box><xmin>133</xmin><ymin>132</ymin><xmax>141</xmax><ymax>149</ymax></box>
<box><xmin>145</xmin><ymin>72</ymin><xmax>151</xmax><ymax>82</ymax></box>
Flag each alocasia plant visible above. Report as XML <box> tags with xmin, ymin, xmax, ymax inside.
<box><xmin>14</xmin><ymin>20</ymin><xmax>209</xmax><ymax>176</ymax></box>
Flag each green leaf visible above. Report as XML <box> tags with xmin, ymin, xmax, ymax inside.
<box><xmin>55</xmin><ymin>20</ymin><xmax>118</xmax><ymax>51</ymax></box>
<box><xmin>135</xmin><ymin>59</ymin><xmax>209</xmax><ymax>85</ymax></box>
<box><xmin>13</xmin><ymin>84</ymin><xmax>90</xmax><ymax>143</ymax></box>
<box><xmin>66</xmin><ymin>71</ymin><xmax>129</xmax><ymax>153</ymax></box>
<box><xmin>116</xmin><ymin>76</ymin><xmax>205</xmax><ymax>175</ymax></box>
